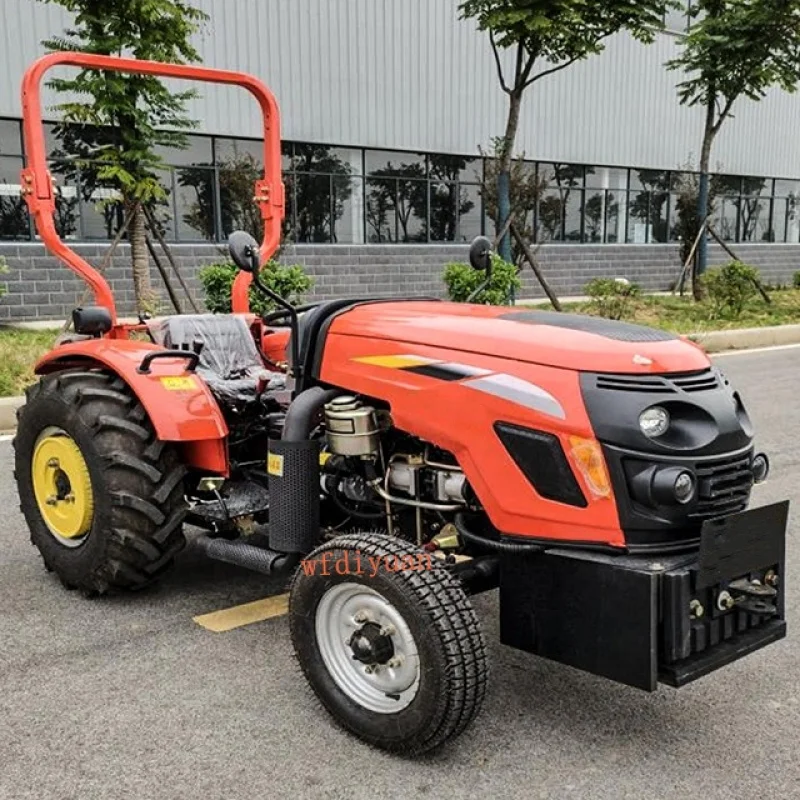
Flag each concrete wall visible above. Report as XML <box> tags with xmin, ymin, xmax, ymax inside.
<box><xmin>0</xmin><ymin>242</ymin><xmax>798</xmax><ymax>323</ymax></box>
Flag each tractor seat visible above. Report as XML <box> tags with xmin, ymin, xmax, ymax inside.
<box><xmin>147</xmin><ymin>314</ymin><xmax>285</xmax><ymax>407</ymax></box>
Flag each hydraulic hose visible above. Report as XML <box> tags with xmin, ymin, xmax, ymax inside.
<box><xmin>453</xmin><ymin>512</ymin><xmax>544</xmax><ymax>554</ymax></box>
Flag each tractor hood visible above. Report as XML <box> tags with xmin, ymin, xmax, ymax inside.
<box><xmin>329</xmin><ymin>301</ymin><xmax>710</xmax><ymax>374</ymax></box>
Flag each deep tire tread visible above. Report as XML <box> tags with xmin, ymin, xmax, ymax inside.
<box><xmin>14</xmin><ymin>368</ymin><xmax>188</xmax><ymax>594</ymax></box>
<box><xmin>289</xmin><ymin>532</ymin><xmax>488</xmax><ymax>756</ymax></box>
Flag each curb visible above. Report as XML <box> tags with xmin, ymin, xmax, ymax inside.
<box><xmin>0</xmin><ymin>324</ymin><xmax>797</xmax><ymax>435</ymax></box>
<box><xmin>0</xmin><ymin>396</ymin><xmax>21</xmax><ymax>433</ymax></box>
<box><xmin>687</xmin><ymin>323</ymin><xmax>800</xmax><ymax>353</ymax></box>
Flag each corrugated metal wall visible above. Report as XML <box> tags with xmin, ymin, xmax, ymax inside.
<box><xmin>2</xmin><ymin>0</ymin><xmax>799</xmax><ymax>178</ymax></box>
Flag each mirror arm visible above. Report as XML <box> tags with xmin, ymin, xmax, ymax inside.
<box><xmin>251</xmin><ymin>268</ymin><xmax>302</xmax><ymax>384</ymax></box>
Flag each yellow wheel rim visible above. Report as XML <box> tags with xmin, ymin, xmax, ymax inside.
<box><xmin>31</xmin><ymin>427</ymin><xmax>94</xmax><ymax>543</ymax></box>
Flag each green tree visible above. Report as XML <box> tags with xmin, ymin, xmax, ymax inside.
<box><xmin>42</xmin><ymin>0</ymin><xmax>208</xmax><ymax>314</ymax></box>
<box><xmin>667</xmin><ymin>0</ymin><xmax>800</xmax><ymax>294</ymax></box>
<box><xmin>459</xmin><ymin>0</ymin><xmax>671</xmax><ymax>260</ymax></box>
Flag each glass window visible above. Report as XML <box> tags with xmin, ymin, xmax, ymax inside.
<box><xmin>737</xmin><ymin>196</ymin><xmax>770</xmax><ymax>242</ymax></box>
<box><xmin>586</xmin><ymin>167</ymin><xmax>628</xmax><ymax>191</ymax></box>
<box><xmin>154</xmin><ymin>134</ymin><xmax>213</xmax><ymax>167</ymax></box>
<box><xmin>0</xmin><ymin>120</ymin><xmax>22</xmax><ymax>157</ymax></box>
<box><xmin>604</xmin><ymin>191</ymin><xmax>624</xmax><ymax>243</ymax></box>
<box><xmin>215</xmin><ymin>137</ymin><xmax>263</xmax><ymax>165</ymax></box>
<box><xmin>537</xmin><ymin>189</ymin><xmax>564</xmax><ymax>242</ymax></box>
<box><xmin>0</xmin><ymin>155</ymin><xmax>29</xmax><ymax>240</ymax></box>
<box><xmin>627</xmin><ymin>191</ymin><xmax>668</xmax><ymax>243</ymax></box>
<box><xmin>176</xmin><ymin>166</ymin><xmax>216</xmax><ymax>241</ymax></box>
<box><xmin>428</xmin><ymin>180</ymin><xmax>458</xmax><ymax>242</ymax></box>
<box><xmin>50</xmin><ymin>163</ymin><xmax>81</xmax><ymax>240</ymax></box>
<box><xmin>428</xmin><ymin>154</ymin><xmax>478</xmax><ymax>184</ymax></box>
<box><xmin>295</xmin><ymin>173</ymin><xmax>333</xmax><ymax>242</ymax></box>
<box><xmin>711</xmin><ymin>196</ymin><xmax>739</xmax><ymax>242</ymax></box>
<box><xmin>332</xmin><ymin>176</ymin><xmax>364</xmax><ymax>244</ymax></box>
<box><xmin>457</xmin><ymin>183</ymin><xmax>483</xmax><ymax>242</ymax></box>
<box><xmin>292</xmin><ymin>144</ymin><xmax>360</xmax><ymax>176</ymax></box>
<box><xmin>366</xmin><ymin>149</ymin><xmax>426</xmax><ymax>178</ymax></box>
<box><xmin>769</xmin><ymin>198</ymin><xmax>788</xmax><ymax>243</ymax></box>
<box><xmin>717</xmin><ymin>175</ymin><xmax>742</xmax><ymax>195</ymax></box>
<box><xmin>366</xmin><ymin>176</ymin><xmax>396</xmax><ymax>242</ymax></box>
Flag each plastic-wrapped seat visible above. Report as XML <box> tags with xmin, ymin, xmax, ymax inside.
<box><xmin>147</xmin><ymin>314</ymin><xmax>285</xmax><ymax>407</ymax></box>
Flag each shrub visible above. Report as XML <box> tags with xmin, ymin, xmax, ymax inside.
<box><xmin>793</xmin><ymin>271</ymin><xmax>800</xmax><ymax>289</ymax></box>
<box><xmin>585</xmin><ymin>277</ymin><xmax>640</xmax><ymax>320</ymax></box>
<box><xmin>442</xmin><ymin>254</ymin><xmax>521</xmax><ymax>305</ymax></box>
<box><xmin>702</xmin><ymin>260</ymin><xmax>760</xmax><ymax>319</ymax></box>
<box><xmin>198</xmin><ymin>260</ymin><xmax>313</xmax><ymax>316</ymax></box>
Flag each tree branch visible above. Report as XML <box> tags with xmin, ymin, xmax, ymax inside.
<box><xmin>711</xmin><ymin>94</ymin><xmax>737</xmax><ymax>136</ymax></box>
<box><xmin>489</xmin><ymin>30</ymin><xmax>511</xmax><ymax>94</ymax></box>
<box><xmin>524</xmin><ymin>53</ymin><xmax>583</xmax><ymax>87</ymax></box>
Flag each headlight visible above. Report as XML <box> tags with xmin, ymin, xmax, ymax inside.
<box><xmin>639</xmin><ymin>406</ymin><xmax>670</xmax><ymax>438</ymax></box>
<box><xmin>752</xmin><ymin>453</ymin><xmax>769</xmax><ymax>483</ymax></box>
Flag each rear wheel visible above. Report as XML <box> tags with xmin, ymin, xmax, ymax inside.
<box><xmin>14</xmin><ymin>369</ymin><xmax>188</xmax><ymax>594</ymax></box>
<box><xmin>289</xmin><ymin>533</ymin><xmax>488</xmax><ymax>755</ymax></box>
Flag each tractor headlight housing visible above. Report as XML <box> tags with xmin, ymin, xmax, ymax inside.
<box><xmin>639</xmin><ymin>406</ymin><xmax>670</xmax><ymax>439</ymax></box>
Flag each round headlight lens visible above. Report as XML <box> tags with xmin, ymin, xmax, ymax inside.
<box><xmin>673</xmin><ymin>471</ymin><xmax>696</xmax><ymax>504</ymax></box>
<box><xmin>639</xmin><ymin>406</ymin><xmax>670</xmax><ymax>438</ymax></box>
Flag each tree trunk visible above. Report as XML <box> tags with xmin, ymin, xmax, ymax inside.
<box><xmin>128</xmin><ymin>201</ymin><xmax>154</xmax><ymax>315</ymax></box>
<box><xmin>695</xmin><ymin>96</ymin><xmax>717</xmax><ymax>300</ymax></box>
<box><xmin>497</xmin><ymin>88</ymin><xmax>522</xmax><ymax>264</ymax></box>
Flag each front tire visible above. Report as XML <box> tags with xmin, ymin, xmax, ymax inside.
<box><xmin>289</xmin><ymin>533</ymin><xmax>488</xmax><ymax>755</ymax></box>
<box><xmin>14</xmin><ymin>369</ymin><xmax>188</xmax><ymax>595</ymax></box>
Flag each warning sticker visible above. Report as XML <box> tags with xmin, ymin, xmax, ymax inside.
<box><xmin>160</xmin><ymin>376</ymin><xmax>198</xmax><ymax>392</ymax></box>
<box><xmin>267</xmin><ymin>452</ymin><xmax>284</xmax><ymax>477</ymax></box>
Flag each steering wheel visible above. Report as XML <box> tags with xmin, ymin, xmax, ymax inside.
<box><xmin>261</xmin><ymin>302</ymin><xmax>322</xmax><ymax>326</ymax></box>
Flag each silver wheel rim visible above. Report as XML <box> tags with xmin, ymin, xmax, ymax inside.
<box><xmin>315</xmin><ymin>581</ymin><xmax>421</xmax><ymax>714</ymax></box>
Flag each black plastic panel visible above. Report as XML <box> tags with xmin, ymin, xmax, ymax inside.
<box><xmin>495</xmin><ymin>422</ymin><xmax>587</xmax><ymax>508</ymax></box>
<box><xmin>500</xmin><ymin>310</ymin><xmax>676</xmax><ymax>342</ymax></box>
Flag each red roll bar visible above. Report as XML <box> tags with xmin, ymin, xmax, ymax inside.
<box><xmin>20</xmin><ymin>52</ymin><xmax>285</xmax><ymax>326</ymax></box>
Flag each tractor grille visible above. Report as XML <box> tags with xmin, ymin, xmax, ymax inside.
<box><xmin>595</xmin><ymin>369</ymin><xmax>720</xmax><ymax>395</ymax></box>
<box><xmin>689</xmin><ymin>452</ymin><xmax>754</xmax><ymax>521</ymax></box>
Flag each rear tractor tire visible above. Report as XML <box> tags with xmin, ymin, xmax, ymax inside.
<box><xmin>289</xmin><ymin>533</ymin><xmax>488</xmax><ymax>755</ymax></box>
<box><xmin>14</xmin><ymin>369</ymin><xmax>188</xmax><ymax>595</ymax></box>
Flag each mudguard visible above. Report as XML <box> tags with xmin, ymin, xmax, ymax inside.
<box><xmin>35</xmin><ymin>338</ymin><xmax>229</xmax><ymax>475</ymax></box>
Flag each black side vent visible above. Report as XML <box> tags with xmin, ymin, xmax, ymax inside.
<box><xmin>595</xmin><ymin>374</ymin><xmax>675</xmax><ymax>394</ymax></box>
<box><xmin>494</xmin><ymin>422</ymin><xmax>587</xmax><ymax>508</ymax></box>
<box><xmin>595</xmin><ymin>369</ymin><xmax>719</xmax><ymax>395</ymax></box>
<box><xmin>671</xmin><ymin>371</ymin><xmax>720</xmax><ymax>392</ymax></box>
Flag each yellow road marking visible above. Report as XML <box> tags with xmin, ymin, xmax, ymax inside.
<box><xmin>193</xmin><ymin>593</ymin><xmax>289</xmax><ymax>632</ymax></box>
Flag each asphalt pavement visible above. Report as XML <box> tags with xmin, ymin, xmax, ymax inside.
<box><xmin>2</xmin><ymin>346</ymin><xmax>800</xmax><ymax>800</ymax></box>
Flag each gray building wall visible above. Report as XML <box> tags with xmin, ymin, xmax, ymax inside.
<box><xmin>1</xmin><ymin>0</ymin><xmax>800</xmax><ymax>178</ymax></box>
<box><xmin>1</xmin><ymin>242</ymin><xmax>797</xmax><ymax>323</ymax></box>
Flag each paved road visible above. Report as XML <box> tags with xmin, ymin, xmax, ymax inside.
<box><xmin>2</xmin><ymin>347</ymin><xmax>800</xmax><ymax>800</ymax></box>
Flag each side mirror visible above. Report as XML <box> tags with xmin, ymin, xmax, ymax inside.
<box><xmin>469</xmin><ymin>236</ymin><xmax>492</xmax><ymax>272</ymax></box>
<box><xmin>228</xmin><ymin>230</ymin><xmax>261</xmax><ymax>273</ymax></box>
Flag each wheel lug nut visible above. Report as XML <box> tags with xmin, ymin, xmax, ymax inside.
<box><xmin>380</xmin><ymin>624</ymin><xmax>396</xmax><ymax>637</ymax></box>
<box><xmin>387</xmin><ymin>656</ymin><xmax>404</xmax><ymax>668</ymax></box>
<box><xmin>46</xmin><ymin>458</ymin><xmax>59</xmax><ymax>468</ymax></box>
<box><xmin>354</xmin><ymin>611</ymin><xmax>367</xmax><ymax>624</ymax></box>
<box><xmin>45</xmin><ymin>496</ymin><xmax>58</xmax><ymax>506</ymax></box>
<box><xmin>364</xmin><ymin>664</ymin><xmax>375</xmax><ymax>674</ymax></box>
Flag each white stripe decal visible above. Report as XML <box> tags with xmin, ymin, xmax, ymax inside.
<box><xmin>462</xmin><ymin>374</ymin><xmax>566</xmax><ymax>419</ymax></box>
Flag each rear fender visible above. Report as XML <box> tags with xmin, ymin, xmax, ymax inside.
<box><xmin>35</xmin><ymin>339</ymin><xmax>230</xmax><ymax>475</ymax></box>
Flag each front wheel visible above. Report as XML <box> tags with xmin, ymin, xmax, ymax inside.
<box><xmin>288</xmin><ymin>533</ymin><xmax>487</xmax><ymax>755</ymax></box>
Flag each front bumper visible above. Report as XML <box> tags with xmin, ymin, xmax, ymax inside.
<box><xmin>499</xmin><ymin>501</ymin><xmax>788</xmax><ymax>691</ymax></box>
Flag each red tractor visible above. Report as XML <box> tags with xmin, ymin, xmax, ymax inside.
<box><xmin>15</xmin><ymin>53</ymin><xmax>789</xmax><ymax>756</ymax></box>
